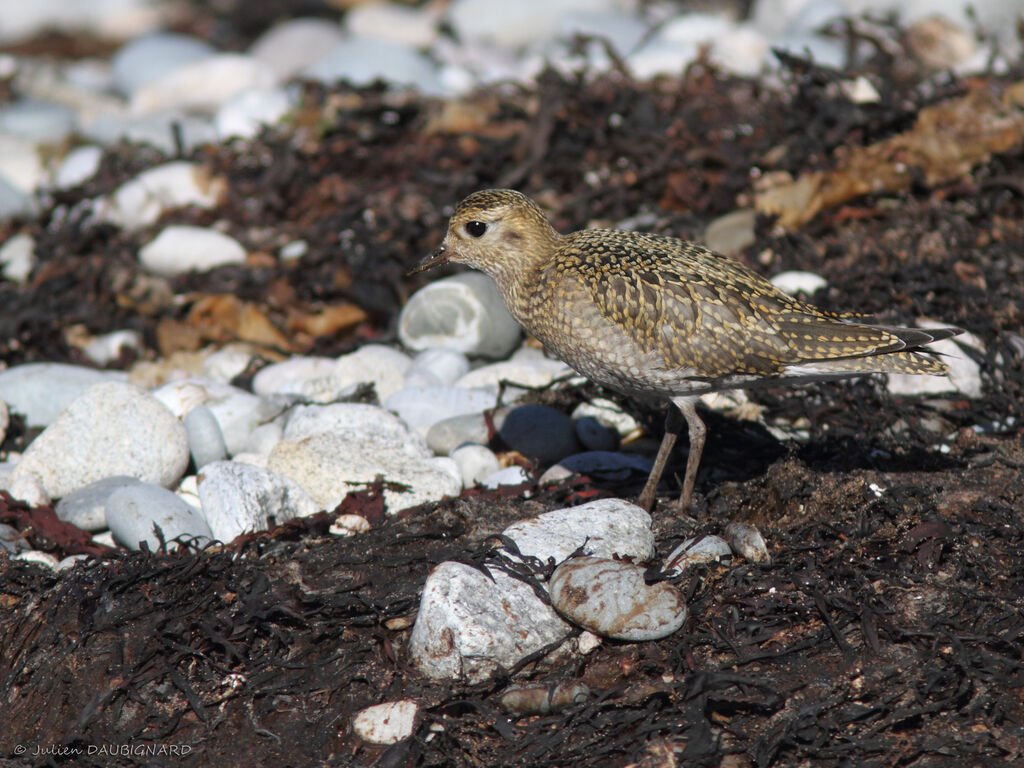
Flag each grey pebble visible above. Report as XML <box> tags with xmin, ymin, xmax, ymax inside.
<box><xmin>55</xmin><ymin>475</ymin><xmax>143</xmax><ymax>532</ymax></box>
<box><xmin>184</xmin><ymin>404</ymin><xmax>228</xmax><ymax>468</ymax></box>
<box><xmin>106</xmin><ymin>483</ymin><xmax>213</xmax><ymax>551</ymax></box>
<box><xmin>498</xmin><ymin>404</ymin><xmax>580</xmax><ymax>463</ymax></box>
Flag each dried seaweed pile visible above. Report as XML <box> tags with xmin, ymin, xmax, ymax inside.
<box><xmin>1</xmin><ymin>28</ymin><xmax>1024</xmax><ymax>768</ymax></box>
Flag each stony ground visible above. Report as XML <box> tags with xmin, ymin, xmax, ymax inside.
<box><xmin>2</xmin><ymin>24</ymin><xmax>1024</xmax><ymax>768</ymax></box>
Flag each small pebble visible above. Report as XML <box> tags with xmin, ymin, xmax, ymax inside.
<box><xmin>138</xmin><ymin>225</ymin><xmax>247</xmax><ymax>277</ymax></box>
<box><xmin>0</xmin><ymin>232</ymin><xmax>36</xmax><ymax>284</ymax></box>
<box><xmin>0</xmin><ymin>522</ymin><xmax>26</xmax><ymax>553</ymax></box>
<box><xmin>330</xmin><ymin>514</ymin><xmax>371</xmax><ymax>536</ymax></box>
<box><xmin>249</xmin><ymin>18</ymin><xmax>346</xmax><ymax>80</ymax></box>
<box><xmin>352</xmin><ymin>700</ymin><xmax>418</xmax><ymax>745</ymax></box>
<box><xmin>54</xmin><ymin>145</ymin><xmax>104</xmax><ymax>189</ymax></box>
<box><xmin>101</xmin><ymin>161</ymin><xmax>226</xmax><ymax>230</ymax></box>
<box><xmin>81</xmin><ymin>329</ymin><xmax>142</xmax><ymax>366</ymax></box>
<box><xmin>425</xmin><ymin>410</ymin><xmax>497</xmax><ymax>456</ymax></box>
<box><xmin>106</xmin><ymin>483</ymin><xmax>213</xmax><ymax>551</ymax></box>
<box><xmin>304</xmin><ymin>38</ymin><xmax>442</xmax><ymax>94</ymax></box>
<box><xmin>482</xmin><ymin>465</ymin><xmax>532</xmax><ymax>489</ymax></box>
<box><xmin>539</xmin><ymin>451</ymin><xmax>652</xmax><ymax>485</ymax></box>
<box><xmin>770</xmin><ymin>270</ymin><xmax>828</xmax><ymax>296</ymax></box>
<box><xmin>130</xmin><ymin>53</ymin><xmax>278</xmax><ymax>114</ymax></box>
<box><xmin>549</xmin><ymin>556</ymin><xmax>688</xmax><ymax>641</ymax></box>
<box><xmin>111</xmin><ymin>32</ymin><xmax>216</xmax><ymax>96</ymax></box>
<box><xmin>450</xmin><ymin>443</ymin><xmax>500</xmax><ymax>487</ymax></box>
<box><xmin>406</xmin><ymin>348</ymin><xmax>471</xmax><ymax>387</ymax></box>
<box><xmin>724</xmin><ymin>522</ymin><xmax>772</xmax><ymax>564</ymax></box>
<box><xmin>214</xmin><ymin>86</ymin><xmax>293</xmax><ymax>140</ymax></box>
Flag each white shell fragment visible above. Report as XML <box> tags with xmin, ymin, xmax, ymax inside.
<box><xmin>549</xmin><ymin>556</ymin><xmax>687</xmax><ymax>641</ymax></box>
<box><xmin>663</xmin><ymin>534</ymin><xmax>733</xmax><ymax>575</ymax></box>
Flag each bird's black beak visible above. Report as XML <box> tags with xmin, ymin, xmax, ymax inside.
<box><xmin>408</xmin><ymin>244</ymin><xmax>451</xmax><ymax>275</ymax></box>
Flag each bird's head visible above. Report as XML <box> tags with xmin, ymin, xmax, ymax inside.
<box><xmin>411</xmin><ymin>189</ymin><xmax>560</xmax><ymax>287</ymax></box>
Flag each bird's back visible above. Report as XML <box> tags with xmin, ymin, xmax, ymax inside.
<box><xmin>516</xmin><ymin>228</ymin><xmax>956</xmax><ymax>398</ymax></box>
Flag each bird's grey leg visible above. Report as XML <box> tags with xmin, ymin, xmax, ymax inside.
<box><xmin>675</xmin><ymin>397</ymin><xmax>706</xmax><ymax>512</ymax></box>
<box><xmin>637</xmin><ymin>403</ymin><xmax>684</xmax><ymax>511</ymax></box>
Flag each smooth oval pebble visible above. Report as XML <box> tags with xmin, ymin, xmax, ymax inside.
<box><xmin>352</xmin><ymin>700</ymin><xmax>418</xmax><ymax>745</ymax></box>
<box><xmin>425</xmin><ymin>410</ymin><xmax>498</xmax><ymax>456</ymax></box>
<box><xmin>399</xmin><ymin>272</ymin><xmax>521</xmax><ymax>358</ymax></box>
<box><xmin>663</xmin><ymin>534</ymin><xmax>733</xmax><ymax>575</ymax></box>
<box><xmin>13</xmin><ymin>550</ymin><xmax>60</xmax><ymax>570</ymax></box>
<box><xmin>724</xmin><ymin>522</ymin><xmax>772</xmax><ymax>564</ymax></box>
<box><xmin>185</xmin><ymin>405</ymin><xmax>229</xmax><ymax>469</ymax></box>
<box><xmin>0</xmin><ymin>232</ymin><xmax>36</xmax><ymax>283</ymax></box>
<box><xmin>214</xmin><ymin>86</ymin><xmax>292</xmax><ymax>140</ymax></box>
<box><xmin>549</xmin><ymin>556</ymin><xmax>687</xmax><ymax>641</ymax></box>
<box><xmin>106</xmin><ymin>483</ymin><xmax>213</xmax><ymax>551</ymax></box>
<box><xmin>138</xmin><ymin>225</ymin><xmax>247</xmax><ymax>277</ymax></box>
<box><xmin>407</xmin><ymin>347</ymin><xmax>470</xmax><ymax>387</ymax></box>
<box><xmin>130</xmin><ymin>53</ymin><xmax>279</xmax><ymax>114</ymax></box>
<box><xmin>250</xmin><ymin>18</ymin><xmax>347</xmax><ymax>80</ymax></box>
<box><xmin>770</xmin><ymin>270</ymin><xmax>828</xmax><ymax>296</ymax></box>
<box><xmin>55</xmin><ymin>475</ymin><xmax>143</xmax><ymax>532</ymax></box>
<box><xmin>539</xmin><ymin>451</ymin><xmax>652</xmax><ymax>485</ymax></box>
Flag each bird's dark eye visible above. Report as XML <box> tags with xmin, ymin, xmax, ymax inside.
<box><xmin>465</xmin><ymin>221</ymin><xmax>487</xmax><ymax>238</ymax></box>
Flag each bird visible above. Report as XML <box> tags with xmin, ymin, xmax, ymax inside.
<box><xmin>411</xmin><ymin>189</ymin><xmax>962</xmax><ymax>513</ymax></box>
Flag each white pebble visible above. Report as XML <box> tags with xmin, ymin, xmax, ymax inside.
<box><xmin>111</xmin><ymin>33</ymin><xmax>216</xmax><ymax>96</ymax></box>
<box><xmin>304</xmin><ymin>38</ymin><xmax>442</xmax><ymax>94</ymax></box>
<box><xmin>138</xmin><ymin>225</ymin><xmax>247</xmax><ymax>277</ymax></box>
<box><xmin>330</xmin><ymin>514</ymin><xmax>371</xmax><ymax>536</ymax></box>
<box><xmin>346</xmin><ymin>2</ymin><xmax>440</xmax><ymax>48</ymax></box>
<box><xmin>249</xmin><ymin>18</ymin><xmax>346</xmax><ymax>80</ymax></box>
<box><xmin>54</xmin><ymin>145</ymin><xmax>104</xmax><ymax>189</ymax></box>
<box><xmin>100</xmin><ymin>161</ymin><xmax>227</xmax><ymax>231</ymax></box>
<box><xmin>407</xmin><ymin>348</ymin><xmax>470</xmax><ymax>387</ymax></box>
<box><xmin>0</xmin><ymin>233</ymin><xmax>36</xmax><ymax>284</ymax></box>
<box><xmin>409</xmin><ymin>561</ymin><xmax>571</xmax><ymax>682</ymax></box>
<box><xmin>13</xmin><ymin>550</ymin><xmax>60</xmax><ymax>570</ymax></box>
<box><xmin>482</xmin><ymin>465</ymin><xmax>532</xmax><ymax>489</ymax></box>
<box><xmin>268</xmin><ymin>430</ymin><xmax>460</xmax><ymax>513</ymax></box>
<box><xmin>82</xmin><ymin>329</ymin><xmax>142</xmax><ymax>366</ymax></box>
<box><xmin>0</xmin><ymin>134</ymin><xmax>43</xmax><ymax>195</ymax></box>
<box><xmin>10</xmin><ymin>381</ymin><xmax>189</xmax><ymax>500</ymax></box>
<box><xmin>385</xmin><ymin>385</ymin><xmax>496</xmax><ymax>431</ymax></box>
<box><xmin>251</xmin><ymin>356</ymin><xmax>336</xmax><ymax>400</ymax></box>
<box><xmin>197</xmin><ymin>460</ymin><xmax>319</xmax><ymax>542</ymax></box>
<box><xmin>131</xmin><ymin>54</ymin><xmax>279</xmax><ymax>114</ymax></box>
<box><xmin>0</xmin><ymin>363</ymin><xmax>124</xmax><ymax>427</ymax></box>
<box><xmin>550</xmin><ymin>556</ymin><xmax>687</xmax><ymax>641</ymax></box>
<box><xmin>215</xmin><ymin>86</ymin><xmax>293</xmax><ymax>140</ymax></box>
<box><xmin>400</xmin><ymin>273</ymin><xmax>522</xmax><ymax>358</ymax></box>
<box><xmin>502</xmin><ymin>498</ymin><xmax>654</xmax><ymax>564</ymax></box>
<box><xmin>450</xmin><ymin>444</ymin><xmax>500</xmax><ymax>487</ymax></box>
<box><xmin>770</xmin><ymin>270</ymin><xmax>828</xmax><ymax>296</ymax></box>
<box><xmin>353</xmin><ymin>700</ymin><xmax>419</xmax><ymax>745</ymax></box>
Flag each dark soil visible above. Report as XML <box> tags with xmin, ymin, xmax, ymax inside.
<box><xmin>1</xmin><ymin>19</ymin><xmax>1023</xmax><ymax>768</ymax></box>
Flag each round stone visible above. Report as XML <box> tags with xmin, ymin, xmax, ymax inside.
<box><xmin>549</xmin><ymin>556</ymin><xmax>688</xmax><ymax>641</ymax></box>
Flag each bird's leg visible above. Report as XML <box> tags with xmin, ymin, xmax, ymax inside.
<box><xmin>637</xmin><ymin>404</ymin><xmax>684</xmax><ymax>512</ymax></box>
<box><xmin>675</xmin><ymin>397</ymin><xmax>706</xmax><ymax>512</ymax></box>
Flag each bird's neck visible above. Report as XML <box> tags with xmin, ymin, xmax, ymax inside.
<box><xmin>488</xmin><ymin>228</ymin><xmax>563</xmax><ymax>306</ymax></box>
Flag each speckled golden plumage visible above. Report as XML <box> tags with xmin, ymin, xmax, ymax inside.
<box><xmin>413</xmin><ymin>189</ymin><xmax>962</xmax><ymax>512</ymax></box>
